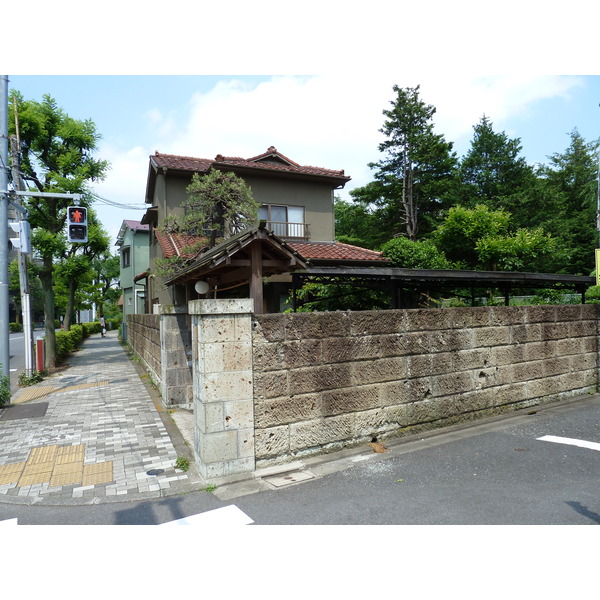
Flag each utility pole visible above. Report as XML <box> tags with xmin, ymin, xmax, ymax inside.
<box><xmin>0</xmin><ymin>76</ymin><xmax>10</xmax><ymax>383</ymax></box>
<box><xmin>10</xmin><ymin>100</ymin><xmax>34</xmax><ymax>377</ymax></box>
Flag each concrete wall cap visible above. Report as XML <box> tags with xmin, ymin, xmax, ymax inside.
<box><xmin>188</xmin><ymin>299</ymin><xmax>254</xmax><ymax>315</ymax></box>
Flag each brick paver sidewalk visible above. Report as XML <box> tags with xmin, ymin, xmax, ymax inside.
<box><xmin>0</xmin><ymin>330</ymin><xmax>200</xmax><ymax>505</ymax></box>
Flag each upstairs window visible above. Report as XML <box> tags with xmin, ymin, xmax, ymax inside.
<box><xmin>259</xmin><ymin>204</ymin><xmax>307</xmax><ymax>239</ymax></box>
<box><xmin>122</xmin><ymin>247</ymin><xmax>131</xmax><ymax>268</ymax></box>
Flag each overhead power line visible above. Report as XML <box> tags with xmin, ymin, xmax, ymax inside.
<box><xmin>89</xmin><ymin>192</ymin><xmax>147</xmax><ymax>211</ymax></box>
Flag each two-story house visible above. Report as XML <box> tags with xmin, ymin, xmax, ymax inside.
<box><xmin>116</xmin><ymin>220</ymin><xmax>150</xmax><ymax>316</ymax></box>
<box><xmin>141</xmin><ymin>146</ymin><xmax>389</xmax><ymax>313</ymax></box>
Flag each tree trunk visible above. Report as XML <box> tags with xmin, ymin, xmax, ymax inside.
<box><xmin>402</xmin><ymin>147</ymin><xmax>418</xmax><ymax>241</ymax></box>
<box><xmin>63</xmin><ymin>277</ymin><xmax>77</xmax><ymax>331</ymax></box>
<box><xmin>39</xmin><ymin>260</ymin><xmax>57</xmax><ymax>370</ymax></box>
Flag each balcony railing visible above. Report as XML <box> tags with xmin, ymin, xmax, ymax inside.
<box><xmin>264</xmin><ymin>221</ymin><xmax>309</xmax><ymax>240</ymax></box>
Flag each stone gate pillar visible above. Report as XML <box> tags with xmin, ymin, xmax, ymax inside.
<box><xmin>188</xmin><ymin>299</ymin><xmax>255</xmax><ymax>480</ymax></box>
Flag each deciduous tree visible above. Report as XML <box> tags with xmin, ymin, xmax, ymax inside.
<box><xmin>9</xmin><ymin>92</ymin><xmax>109</xmax><ymax>368</ymax></box>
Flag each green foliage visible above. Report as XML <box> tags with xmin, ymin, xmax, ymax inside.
<box><xmin>585</xmin><ymin>285</ymin><xmax>600</xmax><ymax>304</ymax></box>
<box><xmin>9</xmin><ymin>91</ymin><xmax>109</xmax><ymax>368</ymax></box>
<box><xmin>9</xmin><ymin>258</ymin><xmax>45</xmax><ymax>323</ymax></box>
<box><xmin>68</xmin><ymin>324</ymin><xmax>84</xmax><ymax>347</ymax></box>
<box><xmin>175</xmin><ymin>457</ymin><xmax>190</xmax><ymax>471</ymax></box>
<box><xmin>290</xmin><ymin>281</ymin><xmax>389</xmax><ymax>312</ymax></box>
<box><xmin>346</xmin><ymin>85</ymin><xmax>600</xmax><ymax>279</ymax></box>
<box><xmin>381</xmin><ymin>236</ymin><xmax>451</xmax><ymax>269</ymax></box>
<box><xmin>433</xmin><ymin>204</ymin><xmax>511</xmax><ymax>268</ymax></box>
<box><xmin>154</xmin><ymin>255</ymin><xmax>194</xmax><ymax>278</ymax></box>
<box><xmin>475</xmin><ymin>228</ymin><xmax>559</xmax><ymax>272</ymax></box>
<box><xmin>456</xmin><ymin>115</ymin><xmax>537</xmax><ymax>220</ymax></box>
<box><xmin>157</xmin><ymin>170</ymin><xmax>258</xmax><ymax>277</ymax></box>
<box><xmin>54</xmin><ymin>323</ymin><xmax>97</xmax><ymax>364</ymax></box>
<box><xmin>0</xmin><ymin>370</ymin><xmax>10</xmax><ymax>407</ymax></box>
<box><xmin>536</xmin><ymin>129</ymin><xmax>600</xmax><ymax>275</ymax></box>
<box><xmin>163</xmin><ymin>169</ymin><xmax>258</xmax><ymax>242</ymax></box>
<box><xmin>19</xmin><ymin>370</ymin><xmax>48</xmax><ymax>387</ymax></box>
<box><xmin>335</xmin><ymin>194</ymin><xmax>388</xmax><ymax>249</ymax></box>
<box><xmin>369</xmin><ymin>85</ymin><xmax>459</xmax><ymax>240</ymax></box>
<box><xmin>529</xmin><ymin>289</ymin><xmax>581</xmax><ymax>305</ymax></box>
<box><xmin>10</xmin><ymin>322</ymin><xmax>23</xmax><ymax>333</ymax></box>
<box><xmin>55</xmin><ymin>330</ymin><xmax>76</xmax><ymax>363</ymax></box>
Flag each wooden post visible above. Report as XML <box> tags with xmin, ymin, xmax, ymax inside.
<box><xmin>250</xmin><ymin>241</ymin><xmax>263</xmax><ymax>314</ymax></box>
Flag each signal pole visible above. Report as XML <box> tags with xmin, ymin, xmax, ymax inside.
<box><xmin>0</xmin><ymin>76</ymin><xmax>10</xmax><ymax>382</ymax></box>
<box><xmin>11</xmin><ymin>128</ymin><xmax>34</xmax><ymax>378</ymax></box>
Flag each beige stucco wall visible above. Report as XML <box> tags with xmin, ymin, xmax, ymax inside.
<box><xmin>243</xmin><ymin>174</ymin><xmax>336</xmax><ymax>241</ymax></box>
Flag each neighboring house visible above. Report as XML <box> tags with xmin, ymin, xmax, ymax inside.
<box><xmin>141</xmin><ymin>146</ymin><xmax>389</xmax><ymax>312</ymax></box>
<box><xmin>116</xmin><ymin>220</ymin><xmax>150</xmax><ymax>316</ymax></box>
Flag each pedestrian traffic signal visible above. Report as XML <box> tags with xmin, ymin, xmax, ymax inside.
<box><xmin>9</xmin><ymin>220</ymin><xmax>32</xmax><ymax>254</ymax></box>
<box><xmin>67</xmin><ymin>206</ymin><xmax>88</xmax><ymax>243</ymax></box>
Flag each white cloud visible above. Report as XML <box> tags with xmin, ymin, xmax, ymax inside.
<box><xmin>92</xmin><ymin>144</ymin><xmax>149</xmax><ymax>245</ymax></box>
<box><xmin>169</xmin><ymin>74</ymin><xmax>584</xmax><ymax>190</ymax></box>
<box><xmin>91</xmin><ymin>74</ymin><xmax>588</xmax><ymax>248</ymax></box>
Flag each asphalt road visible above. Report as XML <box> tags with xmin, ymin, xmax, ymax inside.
<box><xmin>8</xmin><ymin>331</ymin><xmax>24</xmax><ymax>389</ymax></box>
<box><xmin>2</xmin><ymin>393</ymin><xmax>600</xmax><ymax>526</ymax></box>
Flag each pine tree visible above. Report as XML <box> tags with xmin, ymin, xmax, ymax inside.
<box><xmin>457</xmin><ymin>115</ymin><xmax>537</xmax><ymax>228</ymax></box>
<box><xmin>369</xmin><ymin>85</ymin><xmax>458</xmax><ymax>240</ymax></box>
<box><xmin>538</xmin><ymin>129</ymin><xmax>600</xmax><ymax>275</ymax></box>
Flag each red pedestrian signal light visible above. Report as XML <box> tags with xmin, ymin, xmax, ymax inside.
<box><xmin>67</xmin><ymin>206</ymin><xmax>88</xmax><ymax>243</ymax></box>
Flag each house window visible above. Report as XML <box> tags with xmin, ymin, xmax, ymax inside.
<box><xmin>122</xmin><ymin>247</ymin><xmax>130</xmax><ymax>268</ymax></box>
<box><xmin>259</xmin><ymin>204</ymin><xmax>306</xmax><ymax>239</ymax></box>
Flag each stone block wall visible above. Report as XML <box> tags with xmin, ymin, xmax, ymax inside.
<box><xmin>252</xmin><ymin>304</ymin><xmax>600</xmax><ymax>468</ymax></box>
<box><xmin>127</xmin><ymin>309</ymin><xmax>193</xmax><ymax>409</ymax></box>
<box><xmin>127</xmin><ymin>314</ymin><xmax>161</xmax><ymax>386</ymax></box>
<box><xmin>158</xmin><ymin>306</ymin><xmax>193</xmax><ymax>408</ymax></box>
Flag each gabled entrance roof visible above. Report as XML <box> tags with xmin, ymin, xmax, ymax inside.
<box><xmin>164</xmin><ymin>225</ymin><xmax>308</xmax><ymax>287</ymax></box>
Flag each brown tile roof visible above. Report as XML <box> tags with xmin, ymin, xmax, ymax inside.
<box><xmin>151</xmin><ymin>146</ymin><xmax>350</xmax><ymax>183</ymax></box>
<box><xmin>287</xmin><ymin>240</ymin><xmax>388</xmax><ymax>263</ymax></box>
<box><xmin>154</xmin><ymin>229</ymin><xmax>208</xmax><ymax>259</ymax></box>
<box><xmin>155</xmin><ymin>227</ymin><xmax>388</xmax><ymax>269</ymax></box>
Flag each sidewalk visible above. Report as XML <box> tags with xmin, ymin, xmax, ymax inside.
<box><xmin>0</xmin><ymin>329</ymin><xmax>204</xmax><ymax>506</ymax></box>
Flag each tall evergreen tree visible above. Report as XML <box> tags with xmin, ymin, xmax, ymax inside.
<box><xmin>457</xmin><ymin>115</ymin><xmax>537</xmax><ymax>228</ymax></box>
<box><xmin>537</xmin><ymin>129</ymin><xmax>600</xmax><ymax>275</ymax></box>
<box><xmin>368</xmin><ymin>85</ymin><xmax>459</xmax><ymax>240</ymax></box>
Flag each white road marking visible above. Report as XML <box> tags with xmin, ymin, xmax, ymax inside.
<box><xmin>0</xmin><ymin>518</ymin><xmax>18</xmax><ymax>525</ymax></box>
<box><xmin>160</xmin><ymin>504</ymin><xmax>253</xmax><ymax>526</ymax></box>
<box><xmin>537</xmin><ymin>435</ymin><xmax>600</xmax><ymax>452</ymax></box>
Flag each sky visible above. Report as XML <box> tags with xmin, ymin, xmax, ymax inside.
<box><xmin>6</xmin><ymin>2</ymin><xmax>600</xmax><ymax>255</ymax></box>
<box><xmin>8</xmin><ymin>73</ymin><xmax>600</xmax><ymax>250</ymax></box>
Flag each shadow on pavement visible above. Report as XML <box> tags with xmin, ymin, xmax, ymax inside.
<box><xmin>565</xmin><ymin>501</ymin><xmax>600</xmax><ymax>524</ymax></box>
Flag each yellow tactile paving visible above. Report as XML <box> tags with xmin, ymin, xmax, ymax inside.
<box><xmin>0</xmin><ymin>444</ymin><xmax>114</xmax><ymax>489</ymax></box>
<box><xmin>0</xmin><ymin>462</ymin><xmax>26</xmax><ymax>484</ymax></box>
<box><xmin>82</xmin><ymin>462</ymin><xmax>114</xmax><ymax>486</ymax></box>
<box><xmin>11</xmin><ymin>380</ymin><xmax>110</xmax><ymax>405</ymax></box>
<box><xmin>26</xmin><ymin>445</ymin><xmax>58</xmax><ymax>465</ymax></box>
<box><xmin>55</xmin><ymin>445</ymin><xmax>85</xmax><ymax>465</ymax></box>
<box><xmin>11</xmin><ymin>386</ymin><xmax>57</xmax><ymax>404</ymax></box>
<box><xmin>21</xmin><ymin>462</ymin><xmax>55</xmax><ymax>476</ymax></box>
<box><xmin>49</xmin><ymin>462</ymin><xmax>84</xmax><ymax>487</ymax></box>
<box><xmin>19</xmin><ymin>471</ymin><xmax>54</xmax><ymax>486</ymax></box>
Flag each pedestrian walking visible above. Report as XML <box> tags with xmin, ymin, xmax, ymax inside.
<box><xmin>100</xmin><ymin>315</ymin><xmax>106</xmax><ymax>337</ymax></box>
